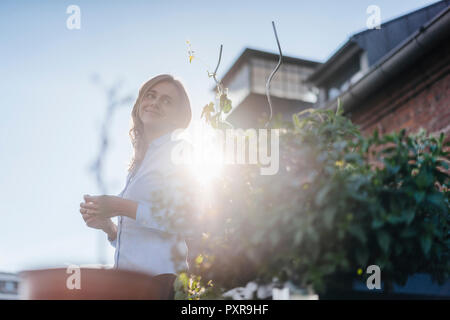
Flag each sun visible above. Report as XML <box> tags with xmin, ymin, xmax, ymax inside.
<box><xmin>181</xmin><ymin>122</ymin><xmax>225</xmax><ymax>185</ymax></box>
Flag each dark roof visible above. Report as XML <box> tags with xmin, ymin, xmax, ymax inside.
<box><xmin>309</xmin><ymin>0</ymin><xmax>450</xmax><ymax>84</ymax></box>
<box><xmin>219</xmin><ymin>48</ymin><xmax>322</xmax><ymax>89</ymax></box>
<box><xmin>313</xmin><ymin>5</ymin><xmax>450</xmax><ymax>114</ymax></box>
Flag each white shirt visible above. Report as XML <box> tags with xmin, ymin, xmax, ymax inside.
<box><xmin>110</xmin><ymin>131</ymin><xmax>190</xmax><ymax>276</ymax></box>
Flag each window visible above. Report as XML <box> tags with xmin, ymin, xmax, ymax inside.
<box><xmin>325</xmin><ymin>51</ymin><xmax>368</xmax><ymax>101</ymax></box>
<box><xmin>4</xmin><ymin>281</ymin><xmax>15</xmax><ymax>292</ymax></box>
<box><xmin>250</xmin><ymin>57</ymin><xmax>318</xmax><ymax>103</ymax></box>
<box><xmin>328</xmin><ymin>87</ymin><xmax>341</xmax><ymax>100</ymax></box>
<box><xmin>228</xmin><ymin>62</ymin><xmax>251</xmax><ymax>108</ymax></box>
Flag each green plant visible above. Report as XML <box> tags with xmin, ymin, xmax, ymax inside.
<box><xmin>164</xmin><ymin>44</ymin><xmax>450</xmax><ymax>298</ymax></box>
<box><xmin>166</xmin><ymin>102</ymin><xmax>449</xmax><ymax>298</ymax></box>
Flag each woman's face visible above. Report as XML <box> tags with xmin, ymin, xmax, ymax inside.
<box><xmin>138</xmin><ymin>81</ymin><xmax>182</xmax><ymax>131</ymax></box>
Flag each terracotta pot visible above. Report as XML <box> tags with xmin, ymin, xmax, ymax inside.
<box><xmin>19</xmin><ymin>267</ymin><xmax>174</xmax><ymax>300</ymax></box>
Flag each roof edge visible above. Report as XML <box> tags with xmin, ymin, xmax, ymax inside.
<box><xmin>317</xmin><ymin>6</ymin><xmax>450</xmax><ymax>114</ymax></box>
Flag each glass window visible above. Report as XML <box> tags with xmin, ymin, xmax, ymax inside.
<box><xmin>328</xmin><ymin>87</ymin><xmax>341</xmax><ymax>100</ymax></box>
<box><xmin>228</xmin><ymin>62</ymin><xmax>251</xmax><ymax>108</ymax></box>
<box><xmin>249</xmin><ymin>58</ymin><xmax>318</xmax><ymax>103</ymax></box>
<box><xmin>5</xmin><ymin>281</ymin><xmax>15</xmax><ymax>292</ymax></box>
<box><xmin>326</xmin><ymin>54</ymin><xmax>360</xmax><ymax>100</ymax></box>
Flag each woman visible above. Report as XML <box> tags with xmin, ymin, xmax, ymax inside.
<box><xmin>79</xmin><ymin>74</ymin><xmax>193</xmax><ymax>299</ymax></box>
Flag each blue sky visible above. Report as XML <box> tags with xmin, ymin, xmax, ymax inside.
<box><xmin>0</xmin><ymin>0</ymin><xmax>439</xmax><ymax>272</ymax></box>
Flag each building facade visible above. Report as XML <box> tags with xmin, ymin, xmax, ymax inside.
<box><xmin>222</xmin><ymin>1</ymin><xmax>449</xmax><ymax>138</ymax></box>
<box><xmin>308</xmin><ymin>0</ymin><xmax>450</xmax><ymax>137</ymax></box>
<box><xmin>218</xmin><ymin>1</ymin><xmax>450</xmax><ymax>298</ymax></box>
<box><xmin>221</xmin><ymin>48</ymin><xmax>321</xmax><ymax>128</ymax></box>
<box><xmin>0</xmin><ymin>272</ymin><xmax>19</xmax><ymax>300</ymax></box>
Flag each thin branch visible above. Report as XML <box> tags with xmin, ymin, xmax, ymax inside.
<box><xmin>90</xmin><ymin>79</ymin><xmax>133</xmax><ymax>194</ymax></box>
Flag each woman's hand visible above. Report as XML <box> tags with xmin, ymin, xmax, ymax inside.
<box><xmin>80</xmin><ymin>194</ymin><xmax>138</xmax><ymax>220</ymax></box>
<box><xmin>80</xmin><ymin>195</ymin><xmax>121</xmax><ymax>218</ymax></box>
<box><xmin>80</xmin><ymin>211</ymin><xmax>118</xmax><ymax>241</ymax></box>
<box><xmin>81</xmin><ymin>213</ymin><xmax>109</xmax><ymax>230</ymax></box>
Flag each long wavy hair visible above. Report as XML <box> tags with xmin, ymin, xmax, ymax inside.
<box><xmin>128</xmin><ymin>74</ymin><xmax>191</xmax><ymax>174</ymax></box>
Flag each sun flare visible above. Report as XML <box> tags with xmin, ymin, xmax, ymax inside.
<box><xmin>180</xmin><ymin>123</ymin><xmax>225</xmax><ymax>185</ymax></box>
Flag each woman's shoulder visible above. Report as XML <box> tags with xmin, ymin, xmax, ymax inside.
<box><xmin>160</xmin><ymin>138</ymin><xmax>193</xmax><ymax>167</ymax></box>
<box><xmin>157</xmin><ymin>135</ymin><xmax>192</xmax><ymax>154</ymax></box>
<box><xmin>140</xmin><ymin>137</ymin><xmax>192</xmax><ymax>175</ymax></box>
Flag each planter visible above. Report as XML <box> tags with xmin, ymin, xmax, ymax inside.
<box><xmin>19</xmin><ymin>267</ymin><xmax>174</xmax><ymax>300</ymax></box>
<box><xmin>319</xmin><ymin>273</ymin><xmax>450</xmax><ymax>300</ymax></box>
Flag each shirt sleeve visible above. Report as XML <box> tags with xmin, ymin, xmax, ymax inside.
<box><xmin>108</xmin><ymin>237</ymin><xmax>117</xmax><ymax>248</ymax></box>
<box><xmin>135</xmin><ymin>171</ymin><xmax>194</xmax><ymax>237</ymax></box>
<box><xmin>107</xmin><ymin>218</ymin><xmax>118</xmax><ymax>247</ymax></box>
<box><xmin>134</xmin><ymin>141</ymin><xmax>198</xmax><ymax>238</ymax></box>
<box><xmin>135</xmin><ymin>200</ymin><xmax>174</xmax><ymax>233</ymax></box>
<box><xmin>110</xmin><ymin>175</ymin><xmax>129</xmax><ymax>248</ymax></box>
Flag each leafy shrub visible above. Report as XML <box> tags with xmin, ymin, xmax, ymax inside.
<box><xmin>161</xmin><ymin>104</ymin><xmax>449</xmax><ymax>298</ymax></box>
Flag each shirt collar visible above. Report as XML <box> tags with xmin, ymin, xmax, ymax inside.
<box><xmin>148</xmin><ymin>130</ymin><xmax>174</xmax><ymax>149</ymax></box>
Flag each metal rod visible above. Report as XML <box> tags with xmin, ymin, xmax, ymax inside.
<box><xmin>265</xmin><ymin>21</ymin><xmax>283</xmax><ymax>127</ymax></box>
<box><xmin>209</xmin><ymin>44</ymin><xmax>234</xmax><ymax>128</ymax></box>
<box><xmin>212</xmin><ymin>44</ymin><xmax>224</xmax><ymax>97</ymax></box>
<box><xmin>214</xmin><ymin>45</ymin><xmax>223</xmax><ymax>77</ymax></box>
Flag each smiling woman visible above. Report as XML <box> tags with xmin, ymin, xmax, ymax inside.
<box><xmin>79</xmin><ymin>74</ymin><xmax>193</xmax><ymax>300</ymax></box>
<box><xmin>129</xmin><ymin>74</ymin><xmax>192</xmax><ymax>174</ymax></box>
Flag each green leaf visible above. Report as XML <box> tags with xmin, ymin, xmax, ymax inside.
<box><xmin>399</xmin><ymin>228</ymin><xmax>416</xmax><ymax>238</ymax></box>
<box><xmin>394</xmin><ymin>243</ymin><xmax>404</xmax><ymax>255</ymax></box>
<box><xmin>336</xmin><ymin>98</ymin><xmax>344</xmax><ymax>116</ymax></box>
<box><xmin>294</xmin><ymin>230</ymin><xmax>304</xmax><ymax>245</ymax></box>
<box><xmin>386</xmin><ymin>164</ymin><xmax>400</xmax><ymax>175</ymax></box>
<box><xmin>292</xmin><ymin>113</ymin><xmax>301</xmax><ymax>128</ymax></box>
<box><xmin>173</xmin><ymin>272</ymin><xmax>189</xmax><ymax>297</ymax></box>
<box><xmin>371</xmin><ymin>218</ymin><xmax>384</xmax><ymax>229</ymax></box>
<box><xmin>174</xmin><ymin>291</ymin><xmax>187</xmax><ymax>300</ymax></box>
<box><xmin>195</xmin><ymin>254</ymin><xmax>204</xmax><ymax>265</ymax></box>
<box><xmin>377</xmin><ymin>231</ymin><xmax>391</xmax><ymax>253</ymax></box>
<box><xmin>296</xmin><ymin>108</ymin><xmax>316</xmax><ymax>118</ymax></box>
<box><xmin>420</xmin><ymin>235</ymin><xmax>432</xmax><ymax>255</ymax></box>
<box><xmin>323</xmin><ymin>207</ymin><xmax>337</xmax><ymax>229</ymax></box>
<box><xmin>439</xmin><ymin>132</ymin><xmax>444</xmax><ymax>145</ymax></box>
<box><xmin>219</xmin><ymin>93</ymin><xmax>225</xmax><ymax>109</ymax></box>
<box><xmin>355</xmin><ymin>248</ymin><xmax>369</xmax><ymax>266</ymax></box>
<box><xmin>315</xmin><ymin>185</ymin><xmax>330</xmax><ymax>206</ymax></box>
<box><xmin>387</xmin><ymin>214</ymin><xmax>404</xmax><ymax>225</ymax></box>
<box><xmin>223</xmin><ymin>98</ymin><xmax>232</xmax><ymax>113</ymax></box>
<box><xmin>201</xmin><ymin>102</ymin><xmax>215</xmax><ymax>123</ymax></box>
<box><xmin>349</xmin><ymin>225</ymin><xmax>367</xmax><ymax>244</ymax></box>
<box><xmin>403</xmin><ymin>210</ymin><xmax>415</xmax><ymax>225</ymax></box>
<box><xmin>219</xmin><ymin>93</ymin><xmax>231</xmax><ymax>112</ymax></box>
<box><xmin>414</xmin><ymin>192</ymin><xmax>425</xmax><ymax>204</ymax></box>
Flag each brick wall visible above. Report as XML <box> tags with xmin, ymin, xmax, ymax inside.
<box><xmin>349</xmin><ymin>40</ymin><xmax>450</xmax><ymax>138</ymax></box>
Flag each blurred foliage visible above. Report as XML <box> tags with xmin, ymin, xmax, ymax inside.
<box><xmin>172</xmin><ymin>44</ymin><xmax>449</xmax><ymax>298</ymax></box>
<box><xmin>164</xmin><ymin>104</ymin><xmax>449</xmax><ymax>299</ymax></box>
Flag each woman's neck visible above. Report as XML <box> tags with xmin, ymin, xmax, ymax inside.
<box><xmin>143</xmin><ymin>127</ymin><xmax>171</xmax><ymax>146</ymax></box>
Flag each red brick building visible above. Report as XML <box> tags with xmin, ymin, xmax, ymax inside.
<box><xmin>217</xmin><ymin>1</ymin><xmax>450</xmax><ymax>298</ymax></box>
<box><xmin>223</xmin><ymin>1</ymin><xmax>449</xmax><ymax>138</ymax></box>
<box><xmin>350</xmin><ymin>41</ymin><xmax>449</xmax><ymax>137</ymax></box>
<box><xmin>308</xmin><ymin>1</ymin><xmax>450</xmax><ymax>137</ymax></box>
